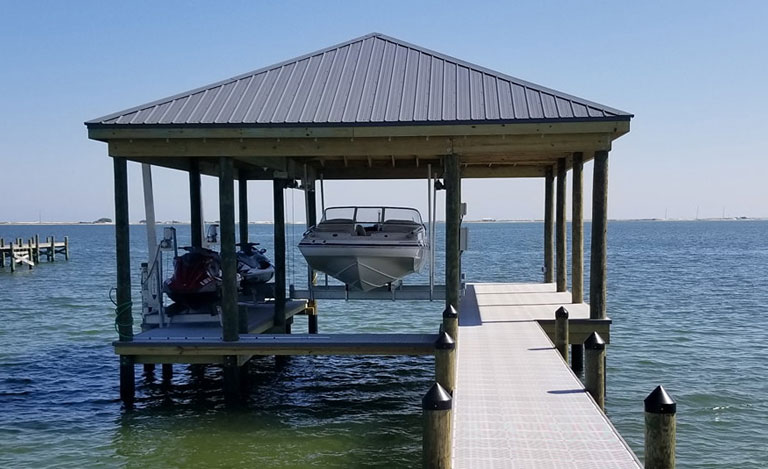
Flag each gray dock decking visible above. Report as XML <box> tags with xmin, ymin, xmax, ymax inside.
<box><xmin>453</xmin><ymin>283</ymin><xmax>641</xmax><ymax>468</ymax></box>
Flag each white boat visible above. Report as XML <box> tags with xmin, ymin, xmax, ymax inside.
<box><xmin>299</xmin><ymin>206</ymin><xmax>429</xmax><ymax>291</ymax></box>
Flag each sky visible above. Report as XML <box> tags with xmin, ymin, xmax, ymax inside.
<box><xmin>1</xmin><ymin>0</ymin><xmax>766</xmax><ymax>223</ymax></box>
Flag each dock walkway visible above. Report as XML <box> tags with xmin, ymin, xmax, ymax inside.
<box><xmin>453</xmin><ymin>283</ymin><xmax>641</xmax><ymax>468</ymax></box>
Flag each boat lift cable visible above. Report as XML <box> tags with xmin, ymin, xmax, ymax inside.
<box><xmin>109</xmin><ymin>287</ymin><xmax>133</xmax><ymax>340</ymax></box>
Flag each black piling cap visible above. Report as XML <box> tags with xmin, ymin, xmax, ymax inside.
<box><xmin>644</xmin><ymin>385</ymin><xmax>676</xmax><ymax>414</ymax></box>
<box><xmin>434</xmin><ymin>331</ymin><xmax>456</xmax><ymax>350</ymax></box>
<box><xmin>555</xmin><ymin>306</ymin><xmax>569</xmax><ymax>319</ymax></box>
<box><xmin>442</xmin><ymin>305</ymin><xmax>458</xmax><ymax>319</ymax></box>
<box><xmin>422</xmin><ymin>383</ymin><xmax>452</xmax><ymax>411</ymax></box>
<box><xmin>584</xmin><ymin>332</ymin><xmax>606</xmax><ymax>350</ymax></box>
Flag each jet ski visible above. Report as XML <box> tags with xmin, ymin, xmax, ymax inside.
<box><xmin>236</xmin><ymin>242</ymin><xmax>275</xmax><ymax>284</ymax></box>
<box><xmin>162</xmin><ymin>246</ymin><xmax>221</xmax><ymax>311</ymax></box>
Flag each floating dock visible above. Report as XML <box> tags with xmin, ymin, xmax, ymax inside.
<box><xmin>453</xmin><ymin>283</ymin><xmax>640</xmax><ymax>468</ymax></box>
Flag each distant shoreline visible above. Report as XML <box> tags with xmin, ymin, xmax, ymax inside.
<box><xmin>1</xmin><ymin>217</ymin><xmax>765</xmax><ymax>226</ymax></box>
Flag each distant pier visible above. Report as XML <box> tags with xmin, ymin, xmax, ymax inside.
<box><xmin>0</xmin><ymin>235</ymin><xmax>69</xmax><ymax>272</ymax></box>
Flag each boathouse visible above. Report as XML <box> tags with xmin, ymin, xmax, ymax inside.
<box><xmin>87</xmin><ymin>33</ymin><xmax>645</xmax><ymax>467</ymax></box>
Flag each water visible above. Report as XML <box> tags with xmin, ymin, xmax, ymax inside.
<box><xmin>1</xmin><ymin>221</ymin><xmax>766</xmax><ymax>468</ymax></box>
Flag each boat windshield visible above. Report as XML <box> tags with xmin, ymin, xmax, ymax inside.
<box><xmin>321</xmin><ymin>207</ymin><xmax>423</xmax><ymax>224</ymax></box>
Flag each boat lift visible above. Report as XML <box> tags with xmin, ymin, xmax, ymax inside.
<box><xmin>290</xmin><ymin>164</ymin><xmax>467</xmax><ymax>301</ymax></box>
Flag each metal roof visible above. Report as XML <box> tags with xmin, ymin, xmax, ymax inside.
<box><xmin>87</xmin><ymin>33</ymin><xmax>632</xmax><ymax>127</ymax></box>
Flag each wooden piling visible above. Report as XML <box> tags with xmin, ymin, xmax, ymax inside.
<box><xmin>554</xmin><ymin>306</ymin><xmax>569</xmax><ymax>362</ymax></box>
<box><xmin>556</xmin><ymin>158</ymin><xmax>567</xmax><ymax>292</ymax></box>
<box><xmin>10</xmin><ymin>243</ymin><xmax>15</xmax><ymax>272</ymax></box>
<box><xmin>162</xmin><ymin>363</ymin><xmax>173</xmax><ymax>382</ymax></box>
<box><xmin>64</xmin><ymin>236</ymin><xmax>69</xmax><ymax>260</ymax></box>
<box><xmin>422</xmin><ymin>383</ymin><xmax>452</xmax><ymax>469</ymax></box>
<box><xmin>584</xmin><ymin>332</ymin><xmax>606</xmax><ymax>410</ymax></box>
<box><xmin>590</xmin><ymin>150</ymin><xmax>609</xmax><ymax>319</ymax></box>
<box><xmin>219</xmin><ymin>157</ymin><xmax>238</xmax><ymax>342</ymax></box>
<box><xmin>222</xmin><ymin>354</ymin><xmax>241</xmax><ymax>403</ymax></box>
<box><xmin>571</xmin><ymin>152</ymin><xmax>584</xmax><ymax>303</ymax></box>
<box><xmin>238</xmin><ymin>173</ymin><xmax>249</xmax><ymax>245</ymax></box>
<box><xmin>645</xmin><ymin>385</ymin><xmax>676</xmax><ymax>469</ymax></box>
<box><xmin>114</xmin><ymin>156</ymin><xmax>134</xmax><ymax>404</ymax></box>
<box><xmin>544</xmin><ymin>166</ymin><xmax>555</xmax><ymax>283</ymax></box>
<box><xmin>307</xmin><ymin>300</ymin><xmax>318</xmax><ymax>334</ymax></box>
<box><xmin>442</xmin><ymin>305</ymin><xmax>458</xmax><ymax>344</ymax></box>
<box><xmin>445</xmin><ymin>154</ymin><xmax>461</xmax><ymax>312</ymax></box>
<box><xmin>273</xmin><ymin>179</ymin><xmax>287</xmax><ymax>332</ymax></box>
<box><xmin>434</xmin><ymin>332</ymin><xmax>456</xmax><ymax>395</ymax></box>
<box><xmin>34</xmin><ymin>234</ymin><xmax>40</xmax><ymax>264</ymax></box>
<box><xmin>50</xmin><ymin>235</ymin><xmax>56</xmax><ymax>261</ymax></box>
<box><xmin>571</xmin><ymin>344</ymin><xmax>584</xmax><ymax>373</ymax></box>
<box><xmin>1</xmin><ymin>239</ymin><xmax>5</xmax><ymax>268</ymax></box>
<box><xmin>189</xmin><ymin>159</ymin><xmax>203</xmax><ymax>248</ymax></box>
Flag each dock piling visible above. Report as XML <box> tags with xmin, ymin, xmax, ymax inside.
<box><xmin>34</xmin><ymin>235</ymin><xmax>40</xmax><ymax>263</ymax></box>
<box><xmin>554</xmin><ymin>306</ymin><xmax>569</xmax><ymax>362</ymax></box>
<box><xmin>644</xmin><ymin>385</ymin><xmax>676</xmax><ymax>469</ymax></box>
<box><xmin>50</xmin><ymin>235</ymin><xmax>56</xmax><ymax>261</ymax></box>
<box><xmin>307</xmin><ymin>300</ymin><xmax>318</xmax><ymax>334</ymax></box>
<box><xmin>584</xmin><ymin>332</ymin><xmax>606</xmax><ymax>409</ymax></box>
<box><xmin>544</xmin><ymin>166</ymin><xmax>554</xmax><ymax>283</ymax></box>
<box><xmin>64</xmin><ymin>236</ymin><xmax>69</xmax><ymax>260</ymax></box>
<box><xmin>422</xmin><ymin>383</ymin><xmax>452</xmax><ymax>469</ymax></box>
<box><xmin>434</xmin><ymin>332</ymin><xmax>456</xmax><ymax>394</ymax></box>
<box><xmin>9</xmin><ymin>243</ymin><xmax>15</xmax><ymax>272</ymax></box>
<box><xmin>442</xmin><ymin>305</ymin><xmax>458</xmax><ymax>344</ymax></box>
<box><xmin>162</xmin><ymin>364</ymin><xmax>173</xmax><ymax>382</ymax></box>
<box><xmin>556</xmin><ymin>157</ymin><xmax>567</xmax><ymax>292</ymax></box>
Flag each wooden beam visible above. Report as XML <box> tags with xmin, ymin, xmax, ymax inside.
<box><xmin>238</xmin><ymin>174</ymin><xmax>248</xmax><ymax>244</ymax></box>
<box><xmin>571</xmin><ymin>152</ymin><xmax>584</xmax><ymax>303</ymax></box>
<box><xmin>543</xmin><ymin>167</ymin><xmax>554</xmax><ymax>283</ymax></box>
<box><xmin>556</xmin><ymin>157</ymin><xmax>567</xmax><ymax>292</ymax></box>
<box><xmin>107</xmin><ymin>133</ymin><xmax>613</xmax><ymax>159</ymax></box>
<box><xmin>590</xmin><ymin>150</ymin><xmax>609</xmax><ymax>319</ymax></box>
<box><xmin>445</xmin><ymin>154</ymin><xmax>462</xmax><ymax>312</ymax></box>
<box><xmin>273</xmin><ymin>179</ymin><xmax>287</xmax><ymax>332</ymax></box>
<box><xmin>219</xmin><ymin>157</ymin><xmax>239</xmax><ymax>341</ymax></box>
<box><xmin>89</xmin><ymin>120</ymin><xmax>630</xmax><ymax>141</ymax></box>
<box><xmin>189</xmin><ymin>159</ymin><xmax>203</xmax><ymax>248</ymax></box>
<box><xmin>114</xmin><ymin>333</ymin><xmax>440</xmax><ymax>356</ymax></box>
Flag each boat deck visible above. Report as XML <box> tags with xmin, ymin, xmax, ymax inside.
<box><xmin>453</xmin><ymin>283</ymin><xmax>640</xmax><ymax>468</ymax></box>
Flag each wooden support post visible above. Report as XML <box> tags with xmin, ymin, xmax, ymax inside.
<box><xmin>143</xmin><ymin>363</ymin><xmax>155</xmax><ymax>374</ymax></box>
<box><xmin>644</xmin><ymin>386</ymin><xmax>676</xmax><ymax>469</ymax></box>
<box><xmin>27</xmin><ymin>240</ymin><xmax>33</xmax><ymax>269</ymax></box>
<box><xmin>442</xmin><ymin>305</ymin><xmax>458</xmax><ymax>344</ymax></box>
<box><xmin>1</xmin><ymin>239</ymin><xmax>5</xmax><ymax>268</ymax></box>
<box><xmin>445</xmin><ymin>154</ymin><xmax>461</xmax><ymax>312</ymax></box>
<box><xmin>10</xmin><ymin>243</ymin><xmax>15</xmax><ymax>272</ymax></box>
<box><xmin>434</xmin><ymin>332</ymin><xmax>456</xmax><ymax>395</ymax></box>
<box><xmin>571</xmin><ymin>344</ymin><xmax>584</xmax><ymax>373</ymax></box>
<box><xmin>222</xmin><ymin>354</ymin><xmax>241</xmax><ymax>403</ymax></box>
<box><xmin>50</xmin><ymin>235</ymin><xmax>56</xmax><ymax>261</ymax></box>
<box><xmin>556</xmin><ymin>158</ymin><xmax>567</xmax><ymax>292</ymax></box>
<box><xmin>571</xmin><ymin>152</ymin><xmax>584</xmax><ymax>303</ymax></box>
<box><xmin>63</xmin><ymin>236</ymin><xmax>69</xmax><ymax>260</ymax></box>
<box><xmin>590</xmin><ymin>150</ymin><xmax>609</xmax><ymax>319</ymax></box>
<box><xmin>34</xmin><ymin>234</ymin><xmax>40</xmax><ymax>263</ymax></box>
<box><xmin>307</xmin><ymin>300</ymin><xmax>318</xmax><ymax>334</ymax></box>
<box><xmin>584</xmin><ymin>332</ymin><xmax>606</xmax><ymax>410</ymax></box>
<box><xmin>238</xmin><ymin>173</ymin><xmax>249</xmax><ymax>245</ymax></box>
<box><xmin>219</xmin><ymin>157</ymin><xmax>239</xmax><ymax>342</ymax></box>
<box><xmin>189</xmin><ymin>159</ymin><xmax>203</xmax><ymax>248</ymax></box>
<box><xmin>238</xmin><ymin>305</ymin><xmax>249</xmax><ymax>334</ymax></box>
<box><xmin>162</xmin><ymin>364</ymin><xmax>173</xmax><ymax>382</ymax></box>
<box><xmin>554</xmin><ymin>306</ymin><xmax>569</xmax><ymax>362</ymax></box>
<box><xmin>422</xmin><ymin>383</ymin><xmax>452</xmax><ymax>469</ymax></box>
<box><xmin>273</xmin><ymin>179</ymin><xmax>287</xmax><ymax>333</ymax></box>
<box><xmin>544</xmin><ymin>166</ymin><xmax>554</xmax><ymax>283</ymax></box>
<box><xmin>114</xmin><ymin>157</ymin><xmax>134</xmax><ymax>404</ymax></box>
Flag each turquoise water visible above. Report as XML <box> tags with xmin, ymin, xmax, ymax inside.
<box><xmin>1</xmin><ymin>221</ymin><xmax>766</xmax><ymax>468</ymax></box>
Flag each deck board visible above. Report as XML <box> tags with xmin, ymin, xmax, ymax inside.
<box><xmin>453</xmin><ymin>283</ymin><xmax>640</xmax><ymax>468</ymax></box>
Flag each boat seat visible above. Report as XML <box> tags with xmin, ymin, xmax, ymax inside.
<box><xmin>381</xmin><ymin>222</ymin><xmax>420</xmax><ymax>233</ymax></box>
<box><xmin>316</xmin><ymin>222</ymin><xmax>355</xmax><ymax>233</ymax></box>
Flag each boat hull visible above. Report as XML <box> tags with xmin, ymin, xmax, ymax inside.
<box><xmin>299</xmin><ymin>244</ymin><xmax>427</xmax><ymax>291</ymax></box>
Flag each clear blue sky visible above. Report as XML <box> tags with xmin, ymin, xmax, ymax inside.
<box><xmin>1</xmin><ymin>0</ymin><xmax>766</xmax><ymax>222</ymax></box>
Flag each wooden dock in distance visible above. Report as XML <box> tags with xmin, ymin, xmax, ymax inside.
<box><xmin>452</xmin><ymin>283</ymin><xmax>640</xmax><ymax>468</ymax></box>
<box><xmin>0</xmin><ymin>236</ymin><xmax>69</xmax><ymax>272</ymax></box>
